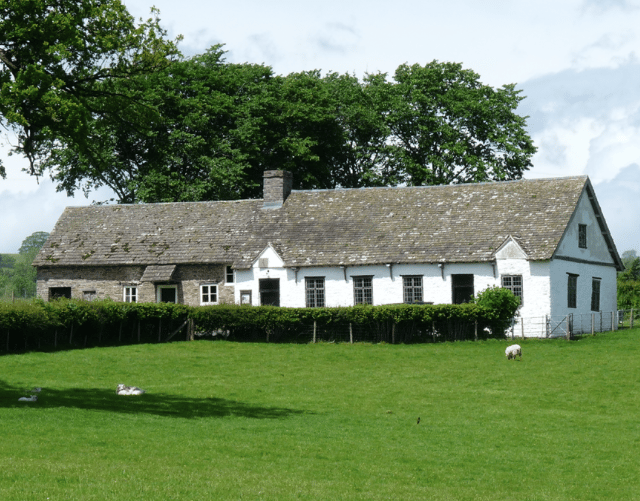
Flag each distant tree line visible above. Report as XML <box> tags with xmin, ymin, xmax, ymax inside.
<box><xmin>0</xmin><ymin>232</ymin><xmax>49</xmax><ymax>300</ymax></box>
<box><xmin>0</xmin><ymin>0</ymin><xmax>537</xmax><ymax>204</ymax></box>
<box><xmin>618</xmin><ymin>250</ymin><xmax>640</xmax><ymax>313</ymax></box>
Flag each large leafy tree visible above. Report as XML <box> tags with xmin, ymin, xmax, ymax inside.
<box><xmin>0</xmin><ymin>0</ymin><xmax>180</xmax><ymax>180</ymax></box>
<box><xmin>382</xmin><ymin>61</ymin><xmax>536</xmax><ymax>185</ymax></box>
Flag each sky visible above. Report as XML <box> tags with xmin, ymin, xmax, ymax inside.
<box><xmin>2</xmin><ymin>0</ymin><xmax>640</xmax><ymax>254</ymax></box>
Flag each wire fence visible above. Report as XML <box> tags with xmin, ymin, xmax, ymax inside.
<box><xmin>504</xmin><ymin>309</ymin><xmax>638</xmax><ymax>340</ymax></box>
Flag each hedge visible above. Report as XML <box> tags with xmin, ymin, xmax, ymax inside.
<box><xmin>0</xmin><ymin>293</ymin><xmax>518</xmax><ymax>352</ymax></box>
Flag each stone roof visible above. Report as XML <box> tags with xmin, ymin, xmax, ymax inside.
<box><xmin>34</xmin><ymin>176</ymin><xmax>614</xmax><ymax>269</ymax></box>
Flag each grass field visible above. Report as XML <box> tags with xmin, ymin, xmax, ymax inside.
<box><xmin>1</xmin><ymin>331</ymin><xmax>640</xmax><ymax>500</ymax></box>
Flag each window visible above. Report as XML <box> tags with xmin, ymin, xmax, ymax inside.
<box><xmin>403</xmin><ymin>276</ymin><xmax>423</xmax><ymax>304</ymax></box>
<box><xmin>353</xmin><ymin>276</ymin><xmax>373</xmax><ymax>305</ymax></box>
<box><xmin>240</xmin><ymin>290</ymin><xmax>252</xmax><ymax>305</ymax></box>
<box><xmin>83</xmin><ymin>290</ymin><xmax>97</xmax><ymax>301</ymax></box>
<box><xmin>567</xmin><ymin>274</ymin><xmax>578</xmax><ymax>308</ymax></box>
<box><xmin>501</xmin><ymin>275</ymin><xmax>523</xmax><ymax>305</ymax></box>
<box><xmin>226</xmin><ymin>265</ymin><xmax>234</xmax><ymax>284</ymax></box>
<box><xmin>200</xmin><ymin>284</ymin><xmax>218</xmax><ymax>305</ymax></box>
<box><xmin>124</xmin><ymin>286</ymin><xmax>137</xmax><ymax>303</ymax></box>
<box><xmin>578</xmin><ymin>224</ymin><xmax>587</xmax><ymax>249</ymax></box>
<box><xmin>591</xmin><ymin>278</ymin><xmax>601</xmax><ymax>312</ymax></box>
<box><xmin>452</xmin><ymin>274</ymin><xmax>474</xmax><ymax>304</ymax></box>
<box><xmin>49</xmin><ymin>287</ymin><xmax>71</xmax><ymax>300</ymax></box>
<box><xmin>305</xmin><ymin>277</ymin><xmax>325</xmax><ymax>307</ymax></box>
<box><xmin>157</xmin><ymin>285</ymin><xmax>178</xmax><ymax>303</ymax></box>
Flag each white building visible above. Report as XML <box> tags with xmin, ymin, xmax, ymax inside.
<box><xmin>35</xmin><ymin>171</ymin><xmax>622</xmax><ymax>336</ymax></box>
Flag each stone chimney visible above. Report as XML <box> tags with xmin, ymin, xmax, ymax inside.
<box><xmin>263</xmin><ymin>170</ymin><xmax>293</xmax><ymax>208</ymax></box>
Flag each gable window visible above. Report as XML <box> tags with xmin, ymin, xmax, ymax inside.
<box><xmin>124</xmin><ymin>286</ymin><xmax>137</xmax><ymax>303</ymax></box>
<box><xmin>305</xmin><ymin>277</ymin><xmax>325</xmax><ymax>307</ymax></box>
<box><xmin>226</xmin><ymin>265</ymin><xmax>234</xmax><ymax>284</ymax></box>
<box><xmin>501</xmin><ymin>275</ymin><xmax>523</xmax><ymax>305</ymax></box>
<box><xmin>567</xmin><ymin>274</ymin><xmax>578</xmax><ymax>308</ymax></box>
<box><xmin>578</xmin><ymin>224</ymin><xmax>587</xmax><ymax>249</ymax></box>
<box><xmin>157</xmin><ymin>285</ymin><xmax>178</xmax><ymax>303</ymax></box>
<box><xmin>591</xmin><ymin>278</ymin><xmax>601</xmax><ymax>312</ymax></box>
<box><xmin>452</xmin><ymin>274</ymin><xmax>474</xmax><ymax>304</ymax></box>
<box><xmin>201</xmin><ymin>284</ymin><xmax>218</xmax><ymax>305</ymax></box>
<box><xmin>403</xmin><ymin>276</ymin><xmax>423</xmax><ymax>304</ymax></box>
<box><xmin>353</xmin><ymin>276</ymin><xmax>373</xmax><ymax>305</ymax></box>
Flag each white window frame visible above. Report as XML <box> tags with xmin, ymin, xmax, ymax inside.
<box><xmin>124</xmin><ymin>286</ymin><xmax>137</xmax><ymax>303</ymax></box>
<box><xmin>200</xmin><ymin>284</ymin><xmax>219</xmax><ymax>305</ymax></box>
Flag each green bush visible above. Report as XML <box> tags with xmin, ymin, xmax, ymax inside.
<box><xmin>473</xmin><ymin>286</ymin><xmax>520</xmax><ymax>337</ymax></box>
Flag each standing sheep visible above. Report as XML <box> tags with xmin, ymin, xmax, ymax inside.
<box><xmin>505</xmin><ymin>344</ymin><xmax>522</xmax><ymax>360</ymax></box>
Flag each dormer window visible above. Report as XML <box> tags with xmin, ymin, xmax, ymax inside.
<box><xmin>578</xmin><ymin>224</ymin><xmax>587</xmax><ymax>248</ymax></box>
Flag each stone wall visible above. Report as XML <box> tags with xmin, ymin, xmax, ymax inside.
<box><xmin>36</xmin><ymin>264</ymin><xmax>234</xmax><ymax>306</ymax></box>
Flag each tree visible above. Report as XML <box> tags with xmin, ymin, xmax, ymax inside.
<box><xmin>18</xmin><ymin>231</ymin><xmax>50</xmax><ymax>255</ymax></box>
<box><xmin>0</xmin><ymin>0</ymin><xmax>180</xmax><ymax>180</ymax></box>
<box><xmin>381</xmin><ymin>61</ymin><xmax>537</xmax><ymax>185</ymax></box>
<box><xmin>0</xmin><ymin>232</ymin><xmax>48</xmax><ymax>299</ymax></box>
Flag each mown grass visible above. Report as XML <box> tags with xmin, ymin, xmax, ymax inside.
<box><xmin>1</xmin><ymin>331</ymin><xmax>640</xmax><ymax>500</ymax></box>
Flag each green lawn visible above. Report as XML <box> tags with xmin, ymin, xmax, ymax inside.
<box><xmin>1</xmin><ymin>331</ymin><xmax>639</xmax><ymax>500</ymax></box>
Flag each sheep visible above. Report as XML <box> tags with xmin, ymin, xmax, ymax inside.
<box><xmin>116</xmin><ymin>384</ymin><xmax>146</xmax><ymax>396</ymax></box>
<box><xmin>505</xmin><ymin>344</ymin><xmax>522</xmax><ymax>360</ymax></box>
<box><xmin>18</xmin><ymin>395</ymin><xmax>38</xmax><ymax>402</ymax></box>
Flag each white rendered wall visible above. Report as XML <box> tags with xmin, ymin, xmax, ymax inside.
<box><xmin>549</xmin><ymin>259</ymin><xmax>617</xmax><ymax>322</ymax></box>
<box><xmin>235</xmin><ymin>255</ymin><xmax>551</xmax><ymax>319</ymax></box>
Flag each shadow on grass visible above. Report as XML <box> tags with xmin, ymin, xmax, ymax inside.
<box><xmin>0</xmin><ymin>380</ymin><xmax>308</xmax><ymax>419</ymax></box>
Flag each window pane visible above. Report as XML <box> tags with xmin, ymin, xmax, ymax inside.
<box><xmin>403</xmin><ymin>276</ymin><xmax>423</xmax><ymax>304</ymax></box>
<box><xmin>354</xmin><ymin>277</ymin><xmax>373</xmax><ymax>305</ymax></box>
<box><xmin>306</xmin><ymin>278</ymin><xmax>325</xmax><ymax>308</ymax></box>
<box><xmin>501</xmin><ymin>275</ymin><xmax>523</xmax><ymax>305</ymax></box>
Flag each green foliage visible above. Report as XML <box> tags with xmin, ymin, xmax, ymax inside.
<box><xmin>0</xmin><ymin>0</ymin><xmax>180</xmax><ymax>180</ymax></box>
<box><xmin>3</xmin><ymin>2</ymin><xmax>537</xmax><ymax>203</ymax></box>
<box><xmin>0</xmin><ymin>298</ymin><xmax>519</xmax><ymax>350</ymax></box>
<box><xmin>0</xmin><ymin>232</ymin><xmax>49</xmax><ymax>299</ymax></box>
<box><xmin>473</xmin><ymin>285</ymin><xmax>520</xmax><ymax>336</ymax></box>
<box><xmin>18</xmin><ymin>231</ymin><xmax>49</xmax><ymax>255</ymax></box>
<box><xmin>617</xmin><ymin>251</ymin><xmax>640</xmax><ymax>311</ymax></box>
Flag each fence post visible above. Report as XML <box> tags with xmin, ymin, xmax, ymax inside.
<box><xmin>392</xmin><ymin>322</ymin><xmax>396</xmax><ymax>344</ymax></box>
<box><xmin>631</xmin><ymin>309</ymin><xmax>634</xmax><ymax>329</ymax></box>
<box><xmin>69</xmin><ymin>323</ymin><xmax>74</xmax><ymax>345</ymax></box>
<box><xmin>349</xmin><ymin>323</ymin><xmax>353</xmax><ymax>344</ymax></box>
<box><xmin>313</xmin><ymin>321</ymin><xmax>317</xmax><ymax>344</ymax></box>
<box><xmin>611</xmin><ymin>311</ymin><xmax>615</xmax><ymax>332</ymax></box>
<box><xmin>432</xmin><ymin>321</ymin><xmax>436</xmax><ymax>343</ymax></box>
<box><xmin>592</xmin><ymin>313</ymin><xmax>594</xmax><ymax>336</ymax></box>
<box><xmin>566</xmin><ymin>315</ymin><xmax>570</xmax><ymax>340</ymax></box>
<box><xmin>474</xmin><ymin>320</ymin><xmax>478</xmax><ymax>341</ymax></box>
<box><xmin>521</xmin><ymin>318</ymin><xmax>524</xmax><ymax>339</ymax></box>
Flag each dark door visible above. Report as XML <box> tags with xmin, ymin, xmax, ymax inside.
<box><xmin>259</xmin><ymin>279</ymin><xmax>280</xmax><ymax>306</ymax></box>
<box><xmin>159</xmin><ymin>286</ymin><xmax>177</xmax><ymax>303</ymax></box>
<box><xmin>452</xmin><ymin>274</ymin><xmax>474</xmax><ymax>304</ymax></box>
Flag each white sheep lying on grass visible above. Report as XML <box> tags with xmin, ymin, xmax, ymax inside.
<box><xmin>116</xmin><ymin>384</ymin><xmax>146</xmax><ymax>396</ymax></box>
<box><xmin>505</xmin><ymin>344</ymin><xmax>522</xmax><ymax>360</ymax></box>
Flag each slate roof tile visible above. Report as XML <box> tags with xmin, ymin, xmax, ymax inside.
<box><xmin>34</xmin><ymin>176</ymin><xmax>595</xmax><ymax>269</ymax></box>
